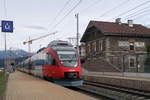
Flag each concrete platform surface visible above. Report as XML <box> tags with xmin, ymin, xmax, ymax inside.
<box><xmin>6</xmin><ymin>71</ymin><xmax>97</xmax><ymax>100</ymax></box>
<box><xmin>83</xmin><ymin>74</ymin><xmax>150</xmax><ymax>92</ymax></box>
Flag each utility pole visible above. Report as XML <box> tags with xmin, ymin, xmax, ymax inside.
<box><xmin>2</xmin><ymin>0</ymin><xmax>14</xmax><ymax>73</ymax></box>
<box><xmin>28</xmin><ymin>36</ymin><xmax>31</xmax><ymax>53</ymax></box>
<box><xmin>4</xmin><ymin>32</ymin><xmax>7</xmax><ymax>71</ymax></box>
<box><xmin>67</xmin><ymin>37</ymin><xmax>76</xmax><ymax>46</ymax></box>
<box><xmin>75</xmin><ymin>13</ymin><xmax>79</xmax><ymax>54</ymax></box>
<box><xmin>5</xmin><ymin>33</ymin><xmax>7</xmax><ymax>52</ymax></box>
<box><xmin>39</xmin><ymin>44</ymin><xmax>42</xmax><ymax>49</ymax></box>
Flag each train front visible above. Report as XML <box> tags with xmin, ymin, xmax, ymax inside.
<box><xmin>49</xmin><ymin>41</ymin><xmax>83</xmax><ymax>86</ymax></box>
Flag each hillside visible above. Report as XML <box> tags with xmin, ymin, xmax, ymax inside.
<box><xmin>0</xmin><ymin>50</ymin><xmax>33</xmax><ymax>68</ymax></box>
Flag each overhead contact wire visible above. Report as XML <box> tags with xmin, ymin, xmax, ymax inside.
<box><xmin>125</xmin><ymin>7</ymin><xmax>150</xmax><ymax>20</ymax></box>
<box><xmin>123</xmin><ymin>5</ymin><xmax>150</xmax><ymax>19</ymax></box>
<box><xmin>79</xmin><ymin>0</ymin><xmax>103</xmax><ymax>14</ymax></box>
<box><xmin>99</xmin><ymin>0</ymin><xmax>130</xmax><ymax>18</ymax></box>
<box><xmin>48</xmin><ymin>0</ymin><xmax>72</xmax><ymax>28</ymax></box>
<box><xmin>49</xmin><ymin>0</ymin><xmax>82</xmax><ymax>31</ymax></box>
<box><xmin>111</xmin><ymin>0</ymin><xmax>150</xmax><ymax>20</ymax></box>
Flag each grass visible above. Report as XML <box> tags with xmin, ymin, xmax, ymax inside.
<box><xmin>0</xmin><ymin>71</ymin><xmax>8</xmax><ymax>99</ymax></box>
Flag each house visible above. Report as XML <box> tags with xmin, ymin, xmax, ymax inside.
<box><xmin>79</xmin><ymin>43</ymin><xmax>86</xmax><ymax>60</ymax></box>
<box><xmin>80</xmin><ymin>18</ymin><xmax>150</xmax><ymax>72</ymax></box>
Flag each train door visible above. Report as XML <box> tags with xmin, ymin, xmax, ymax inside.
<box><xmin>28</xmin><ymin>59</ymin><xmax>32</xmax><ymax>74</ymax></box>
<box><xmin>44</xmin><ymin>53</ymin><xmax>59</xmax><ymax>78</ymax></box>
<box><xmin>50</xmin><ymin>57</ymin><xmax>59</xmax><ymax>78</ymax></box>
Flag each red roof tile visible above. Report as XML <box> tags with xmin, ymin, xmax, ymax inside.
<box><xmin>91</xmin><ymin>21</ymin><xmax>150</xmax><ymax>35</ymax></box>
<box><xmin>81</xmin><ymin>21</ymin><xmax>150</xmax><ymax>42</ymax></box>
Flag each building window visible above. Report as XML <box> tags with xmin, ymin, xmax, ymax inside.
<box><xmin>135</xmin><ymin>42</ymin><xmax>145</xmax><ymax>47</ymax></box>
<box><xmin>129</xmin><ymin>58</ymin><xmax>135</xmax><ymax>68</ymax></box>
<box><xmin>93</xmin><ymin>42</ymin><xmax>96</xmax><ymax>52</ymax></box>
<box><xmin>118</xmin><ymin>41</ymin><xmax>129</xmax><ymax>47</ymax></box>
<box><xmin>96</xmin><ymin>41</ymin><xmax>98</xmax><ymax>52</ymax></box>
<box><xmin>99</xmin><ymin>40</ymin><xmax>103</xmax><ymax>51</ymax></box>
<box><xmin>130</xmin><ymin>42</ymin><xmax>134</xmax><ymax>50</ymax></box>
<box><xmin>88</xmin><ymin>44</ymin><xmax>90</xmax><ymax>53</ymax></box>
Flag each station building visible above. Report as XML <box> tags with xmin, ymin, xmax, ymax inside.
<box><xmin>80</xmin><ymin>19</ymin><xmax>150</xmax><ymax>72</ymax></box>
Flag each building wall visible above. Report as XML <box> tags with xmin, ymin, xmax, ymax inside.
<box><xmin>79</xmin><ymin>43</ymin><xmax>86</xmax><ymax>59</ymax></box>
<box><xmin>82</xmin><ymin>24</ymin><xmax>150</xmax><ymax>72</ymax></box>
<box><xmin>85</xmin><ymin>37</ymin><xmax>106</xmax><ymax>58</ymax></box>
<box><xmin>108</xmin><ymin>36</ymin><xmax>147</xmax><ymax>54</ymax></box>
<box><xmin>106</xmin><ymin>36</ymin><xmax>149</xmax><ymax>72</ymax></box>
<box><xmin>84</xmin><ymin>34</ymin><xmax>149</xmax><ymax>72</ymax></box>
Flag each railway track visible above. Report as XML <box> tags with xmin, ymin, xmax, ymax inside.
<box><xmin>75</xmin><ymin>80</ymin><xmax>150</xmax><ymax>100</ymax></box>
<box><xmin>67</xmin><ymin>86</ymin><xmax>111</xmax><ymax>100</ymax></box>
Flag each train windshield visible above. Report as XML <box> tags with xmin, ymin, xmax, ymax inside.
<box><xmin>57</xmin><ymin>51</ymin><xmax>78</xmax><ymax>67</ymax></box>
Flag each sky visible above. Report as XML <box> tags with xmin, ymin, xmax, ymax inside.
<box><xmin>0</xmin><ymin>0</ymin><xmax>150</xmax><ymax>52</ymax></box>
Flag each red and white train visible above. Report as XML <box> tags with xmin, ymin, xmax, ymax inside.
<box><xmin>18</xmin><ymin>40</ymin><xmax>83</xmax><ymax>86</ymax></box>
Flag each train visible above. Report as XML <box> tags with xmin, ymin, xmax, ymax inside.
<box><xmin>17</xmin><ymin>40</ymin><xmax>83</xmax><ymax>86</ymax></box>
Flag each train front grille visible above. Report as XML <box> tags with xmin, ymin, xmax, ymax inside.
<box><xmin>64</xmin><ymin>72</ymin><xmax>78</xmax><ymax>79</ymax></box>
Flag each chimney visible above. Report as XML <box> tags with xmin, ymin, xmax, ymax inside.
<box><xmin>115</xmin><ymin>18</ymin><xmax>121</xmax><ymax>24</ymax></box>
<box><xmin>128</xmin><ymin>20</ymin><xmax>133</xmax><ymax>27</ymax></box>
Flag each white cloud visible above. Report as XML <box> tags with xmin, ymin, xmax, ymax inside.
<box><xmin>24</xmin><ymin>25</ymin><xmax>47</xmax><ymax>31</ymax></box>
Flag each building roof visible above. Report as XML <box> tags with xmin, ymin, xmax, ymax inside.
<box><xmin>81</xmin><ymin>20</ymin><xmax>150</xmax><ymax>42</ymax></box>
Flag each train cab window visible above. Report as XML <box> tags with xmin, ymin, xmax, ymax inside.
<box><xmin>47</xmin><ymin>54</ymin><xmax>53</xmax><ymax>65</ymax></box>
<box><xmin>47</xmin><ymin>54</ymin><xmax>57</xmax><ymax>66</ymax></box>
<box><xmin>52</xmin><ymin>59</ymin><xmax>57</xmax><ymax>66</ymax></box>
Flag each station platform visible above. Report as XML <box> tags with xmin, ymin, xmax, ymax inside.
<box><xmin>83</xmin><ymin>71</ymin><xmax>150</xmax><ymax>92</ymax></box>
<box><xmin>6</xmin><ymin>71</ymin><xmax>96</xmax><ymax>100</ymax></box>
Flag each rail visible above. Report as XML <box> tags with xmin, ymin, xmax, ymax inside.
<box><xmin>84</xmin><ymin>71</ymin><xmax>150</xmax><ymax>79</ymax></box>
<box><xmin>77</xmin><ymin>80</ymin><xmax>150</xmax><ymax>100</ymax></box>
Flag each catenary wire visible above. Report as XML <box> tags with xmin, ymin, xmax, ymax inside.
<box><xmin>48</xmin><ymin>0</ymin><xmax>72</xmax><ymax>28</ymax></box>
<box><xmin>79</xmin><ymin>0</ymin><xmax>103</xmax><ymax>14</ymax></box>
<box><xmin>110</xmin><ymin>0</ymin><xmax>150</xmax><ymax>20</ymax></box>
<box><xmin>99</xmin><ymin>0</ymin><xmax>130</xmax><ymax>18</ymax></box>
<box><xmin>123</xmin><ymin>5</ymin><xmax>150</xmax><ymax>19</ymax></box>
<box><xmin>124</xmin><ymin>7</ymin><xmax>150</xmax><ymax>20</ymax></box>
<box><xmin>133</xmin><ymin>10</ymin><xmax>150</xmax><ymax>20</ymax></box>
<box><xmin>48</xmin><ymin>0</ymin><xmax>82</xmax><ymax>31</ymax></box>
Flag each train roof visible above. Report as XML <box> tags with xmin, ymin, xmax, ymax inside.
<box><xmin>47</xmin><ymin>40</ymin><xmax>75</xmax><ymax>51</ymax></box>
<box><xmin>36</xmin><ymin>40</ymin><xmax>76</xmax><ymax>54</ymax></box>
<box><xmin>52</xmin><ymin>46</ymin><xmax>75</xmax><ymax>51</ymax></box>
<box><xmin>47</xmin><ymin>40</ymin><xmax>73</xmax><ymax>47</ymax></box>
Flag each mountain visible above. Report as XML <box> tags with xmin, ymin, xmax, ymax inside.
<box><xmin>0</xmin><ymin>49</ymin><xmax>34</xmax><ymax>68</ymax></box>
<box><xmin>0</xmin><ymin>49</ymin><xmax>33</xmax><ymax>59</ymax></box>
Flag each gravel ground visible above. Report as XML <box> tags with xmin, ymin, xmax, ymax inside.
<box><xmin>6</xmin><ymin>71</ymin><xmax>98</xmax><ymax>100</ymax></box>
